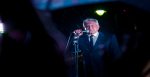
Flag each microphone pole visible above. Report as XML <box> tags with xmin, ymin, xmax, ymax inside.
<box><xmin>73</xmin><ymin>34</ymin><xmax>80</xmax><ymax>77</ymax></box>
<box><xmin>73</xmin><ymin>29</ymin><xmax>89</xmax><ymax>77</ymax></box>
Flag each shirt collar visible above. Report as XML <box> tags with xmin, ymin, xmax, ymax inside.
<box><xmin>92</xmin><ymin>32</ymin><xmax>99</xmax><ymax>37</ymax></box>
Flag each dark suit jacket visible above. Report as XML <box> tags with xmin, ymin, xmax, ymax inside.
<box><xmin>66</xmin><ymin>32</ymin><xmax>122</xmax><ymax>77</ymax></box>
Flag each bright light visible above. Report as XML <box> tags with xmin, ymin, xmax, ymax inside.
<box><xmin>95</xmin><ymin>10</ymin><xmax>106</xmax><ymax>16</ymax></box>
<box><xmin>0</xmin><ymin>22</ymin><xmax>4</xmax><ymax>33</ymax></box>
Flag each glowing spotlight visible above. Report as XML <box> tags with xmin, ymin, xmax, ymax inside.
<box><xmin>0</xmin><ymin>21</ymin><xmax>4</xmax><ymax>34</ymax></box>
<box><xmin>95</xmin><ymin>10</ymin><xmax>106</xmax><ymax>16</ymax></box>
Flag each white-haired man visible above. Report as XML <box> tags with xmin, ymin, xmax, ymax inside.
<box><xmin>66</xmin><ymin>18</ymin><xmax>123</xmax><ymax>77</ymax></box>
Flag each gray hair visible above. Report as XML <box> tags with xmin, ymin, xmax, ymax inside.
<box><xmin>83</xmin><ymin>18</ymin><xmax>99</xmax><ymax>27</ymax></box>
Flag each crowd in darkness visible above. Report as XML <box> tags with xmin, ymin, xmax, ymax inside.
<box><xmin>0</xmin><ymin>0</ymin><xmax>67</xmax><ymax>76</ymax></box>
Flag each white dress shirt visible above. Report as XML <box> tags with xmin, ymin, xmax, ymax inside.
<box><xmin>88</xmin><ymin>32</ymin><xmax>99</xmax><ymax>46</ymax></box>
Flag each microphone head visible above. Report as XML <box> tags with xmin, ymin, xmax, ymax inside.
<box><xmin>83</xmin><ymin>30</ymin><xmax>89</xmax><ymax>33</ymax></box>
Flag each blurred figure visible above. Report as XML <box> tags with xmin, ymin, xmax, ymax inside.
<box><xmin>142</xmin><ymin>60</ymin><xmax>150</xmax><ymax>77</ymax></box>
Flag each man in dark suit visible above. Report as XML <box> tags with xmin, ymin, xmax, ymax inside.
<box><xmin>66</xmin><ymin>18</ymin><xmax>123</xmax><ymax>77</ymax></box>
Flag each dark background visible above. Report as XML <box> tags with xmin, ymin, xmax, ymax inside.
<box><xmin>0</xmin><ymin>0</ymin><xmax>150</xmax><ymax>76</ymax></box>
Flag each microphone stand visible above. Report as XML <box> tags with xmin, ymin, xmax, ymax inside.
<box><xmin>73</xmin><ymin>35</ymin><xmax>80</xmax><ymax>77</ymax></box>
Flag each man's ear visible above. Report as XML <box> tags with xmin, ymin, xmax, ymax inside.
<box><xmin>97</xmin><ymin>25</ymin><xmax>100</xmax><ymax>30</ymax></box>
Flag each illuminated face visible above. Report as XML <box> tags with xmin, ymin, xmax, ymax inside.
<box><xmin>84</xmin><ymin>21</ymin><xmax>100</xmax><ymax>34</ymax></box>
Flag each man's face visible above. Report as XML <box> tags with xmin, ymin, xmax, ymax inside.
<box><xmin>84</xmin><ymin>21</ymin><xmax>100</xmax><ymax>34</ymax></box>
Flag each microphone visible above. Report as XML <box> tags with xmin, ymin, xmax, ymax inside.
<box><xmin>73</xmin><ymin>29</ymin><xmax>89</xmax><ymax>39</ymax></box>
<box><xmin>82</xmin><ymin>30</ymin><xmax>89</xmax><ymax>33</ymax></box>
<box><xmin>73</xmin><ymin>30</ymin><xmax>89</xmax><ymax>34</ymax></box>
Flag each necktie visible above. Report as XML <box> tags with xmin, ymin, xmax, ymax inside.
<box><xmin>90</xmin><ymin>35</ymin><xmax>94</xmax><ymax>48</ymax></box>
